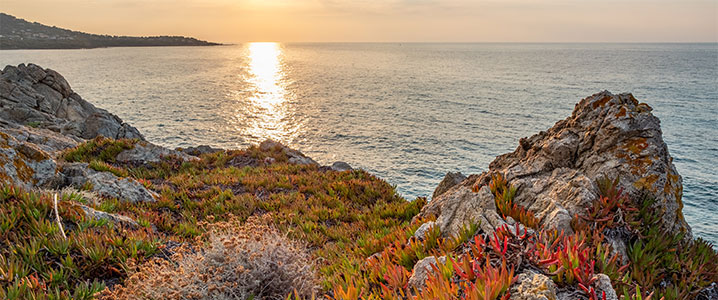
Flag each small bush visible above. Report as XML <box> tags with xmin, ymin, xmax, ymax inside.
<box><xmin>104</xmin><ymin>215</ymin><xmax>319</xmax><ymax>300</ymax></box>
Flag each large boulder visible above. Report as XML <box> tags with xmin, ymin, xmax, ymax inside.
<box><xmin>0</xmin><ymin>63</ymin><xmax>143</xmax><ymax>141</ymax></box>
<box><xmin>420</xmin><ymin>91</ymin><xmax>690</xmax><ymax>239</ymax></box>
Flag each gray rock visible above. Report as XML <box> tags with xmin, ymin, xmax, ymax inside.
<box><xmin>0</xmin><ymin>129</ymin><xmax>61</xmax><ymax>189</ymax></box>
<box><xmin>509</xmin><ymin>270</ymin><xmax>557</xmax><ymax>300</ymax></box>
<box><xmin>420</xmin><ymin>181</ymin><xmax>508</xmax><ymax>237</ymax></box>
<box><xmin>330</xmin><ymin>161</ymin><xmax>352</xmax><ymax>172</ymax></box>
<box><xmin>0</xmin><ymin>121</ymin><xmax>80</xmax><ymax>154</ymax></box>
<box><xmin>594</xmin><ymin>273</ymin><xmax>618</xmax><ymax>300</ymax></box>
<box><xmin>432</xmin><ymin>171</ymin><xmax>467</xmax><ymax>199</ymax></box>
<box><xmin>407</xmin><ymin>256</ymin><xmax>446</xmax><ymax>294</ymax></box>
<box><xmin>61</xmin><ymin>163</ymin><xmax>157</xmax><ymax>203</ymax></box>
<box><xmin>419</xmin><ymin>91</ymin><xmax>690</xmax><ymax>239</ymax></box>
<box><xmin>413</xmin><ymin>221</ymin><xmax>436</xmax><ymax>240</ymax></box>
<box><xmin>179</xmin><ymin>145</ymin><xmax>223</xmax><ymax>156</ymax></box>
<box><xmin>259</xmin><ymin>139</ymin><xmax>318</xmax><ymax>166</ymax></box>
<box><xmin>79</xmin><ymin>205</ymin><xmax>140</xmax><ymax>229</ymax></box>
<box><xmin>116</xmin><ymin>141</ymin><xmax>198</xmax><ymax>164</ymax></box>
<box><xmin>0</xmin><ymin>63</ymin><xmax>144</xmax><ymax>141</ymax></box>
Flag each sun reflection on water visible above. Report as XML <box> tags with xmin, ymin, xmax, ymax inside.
<box><xmin>240</xmin><ymin>42</ymin><xmax>295</xmax><ymax>144</ymax></box>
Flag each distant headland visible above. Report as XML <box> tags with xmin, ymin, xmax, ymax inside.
<box><xmin>0</xmin><ymin>13</ymin><xmax>221</xmax><ymax>49</ymax></box>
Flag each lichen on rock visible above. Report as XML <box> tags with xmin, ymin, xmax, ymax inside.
<box><xmin>420</xmin><ymin>91</ymin><xmax>690</xmax><ymax>240</ymax></box>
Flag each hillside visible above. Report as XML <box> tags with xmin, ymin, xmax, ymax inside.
<box><xmin>0</xmin><ymin>13</ymin><xmax>220</xmax><ymax>49</ymax></box>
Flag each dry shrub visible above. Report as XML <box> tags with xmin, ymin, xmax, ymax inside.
<box><xmin>103</xmin><ymin>215</ymin><xmax>318</xmax><ymax>300</ymax></box>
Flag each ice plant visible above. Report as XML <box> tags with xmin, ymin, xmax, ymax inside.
<box><xmin>454</xmin><ymin>256</ymin><xmax>516</xmax><ymax>300</ymax></box>
<box><xmin>487</xmin><ymin>173</ymin><xmax>540</xmax><ymax>230</ymax></box>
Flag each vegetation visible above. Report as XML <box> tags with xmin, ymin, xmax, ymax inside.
<box><xmin>335</xmin><ymin>173</ymin><xmax>717</xmax><ymax>300</ymax></box>
<box><xmin>1</xmin><ymin>136</ymin><xmax>716</xmax><ymax>299</ymax></box>
<box><xmin>0</xmin><ymin>186</ymin><xmax>160</xmax><ymax>300</ymax></box>
<box><xmin>102</xmin><ymin>215</ymin><xmax>319</xmax><ymax>300</ymax></box>
<box><xmin>2</xmin><ymin>137</ymin><xmax>423</xmax><ymax>299</ymax></box>
<box><xmin>0</xmin><ymin>13</ymin><xmax>220</xmax><ymax>50</ymax></box>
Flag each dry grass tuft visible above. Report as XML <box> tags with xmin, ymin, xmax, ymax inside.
<box><xmin>103</xmin><ymin>215</ymin><xmax>319</xmax><ymax>300</ymax></box>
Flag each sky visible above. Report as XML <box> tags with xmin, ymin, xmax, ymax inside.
<box><xmin>2</xmin><ymin>0</ymin><xmax>717</xmax><ymax>43</ymax></box>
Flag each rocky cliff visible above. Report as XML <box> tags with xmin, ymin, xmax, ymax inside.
<box><xmin>0</xmin><ymin>63</ymin><xmax>190</xmax><ymax>204</ymax></box>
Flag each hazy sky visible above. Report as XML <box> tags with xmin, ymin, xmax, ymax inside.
<box><xmin>3</xmin><ymin>0</ymin><xmax>717</xmax><ymax>43</ymax></box>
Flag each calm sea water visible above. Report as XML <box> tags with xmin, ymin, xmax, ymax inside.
<box><xmin>1</xmin><ymin>43</ymin><xmax>716</xmax><ymax>243</ymax></box>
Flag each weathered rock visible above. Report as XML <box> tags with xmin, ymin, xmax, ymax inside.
<box><xmin>330</xmin><ymin>161</ymin><xmax>352</xmax><ymax>172</ymax></box>
<box><xmin>259</xmin><ymin>139</ymin><xmax>318</xmax><ymax>166</ymax></box>
<box><xmin>179</xmin><ymin>145</ymin><xmax>223</xmax><ymax>156</ymax></box>
<box><xmin>116</xmin><ymin>141</ymin><xmax>198</xmax><ymax>164</ymax></box>
<box><xmin>0</xmin><ymin>63</ymin><xmax>144</xmax><ymax>141</ymax></box>
<box><xmin>0</xmin><ymin>121</ymin><xmax>80</xmax><ymax>154</ymax></box>
<box><xmin>594</xmin><ymin>273</ymin><xmax>618</xmax><ymax>300</ymax></box>
<box><xmin>432</xmin><ymin>171</ymin><xmax>467</xmax><ymax>199</ymax></box>
<box><xmin>419</xmin><ymin>178</ymin><xmax>508</xmax><ymax>237</ymax></box>
<box><xmin>79</xmin><ymin>205</ymin><xmax>140</xmax><ymax>229</ymax></box>
<box><xmin>0</xmin><ymin>130</ymin><xmax>60</xmax><ymax>189</ymax></box>
<box><xmin>407</xmin><ymin>256</ymin><xmax>446</xmax><ymax>293</ymax></box>
<box><xmin>413</xmin><ymin>221</ymin><xmax>436</xmax><ymax>240</ymax></box>
<box><xmin>509</xmin><ymin>270</ymin><xmax>557</xmax><ymax>300</ymax></box>
<box><xmin>419</xmin><ymin>91</ymin><xmax>690</xmax><ymax>240</ymax></box>
<box><xmin>61</xmin><ymin>163</ymin><xmax>157</xmax><ymax>203</ymax></box>
<box><xmin>491</xmin><ymin>91</ymin><xmax>689</xmax><ymax>236</ymax></box>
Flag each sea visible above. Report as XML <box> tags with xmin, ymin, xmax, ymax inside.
<box><xmin>1</xmin><ymin>43</ymin><xmax>716</xmax><ymax>244</ymax></box>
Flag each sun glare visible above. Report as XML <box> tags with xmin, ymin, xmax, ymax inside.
<box><xmin>241</xmin><ymin>42</ymin><xmax>295</xmax><ymax>144</ymax></box>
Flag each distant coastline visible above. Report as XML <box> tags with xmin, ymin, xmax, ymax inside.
<box><xmin>0</xmin><ymin>13</ymin><xmax>221</xmax><ymax>50</ymax></box>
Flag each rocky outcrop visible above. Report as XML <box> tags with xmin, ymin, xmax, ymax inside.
<box><xmin>0</xmin><ymin>120</ymin><xmax>80</xmax><ymax>154</ymax></box>
<box><xmin>116</xmin><ymin>141</ymin><xmax>198</xmax><ymax>164</ymax></box>
<box><xmin>432</xmin><ymin>172</ymin><xmax>466</xmax><ymax>199</ymax></box>
<box><xmin>0</xmin><ymin>63</ymin><xmax>143</xmax><ymax>140</ymax></box>
<box><xmin>420</xmin><ymin>91</ymin><xmax>690</xmax><ymax>239</ymax></box>
<box><xmin>61</xmin><ymin>163</ymin><xmax>157</xmax><ymax>203</ymax></box>
<box><xmin>0</xmin><ymin>63</ymin><xmax>201</xmax><ymax>206</ymax></box>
